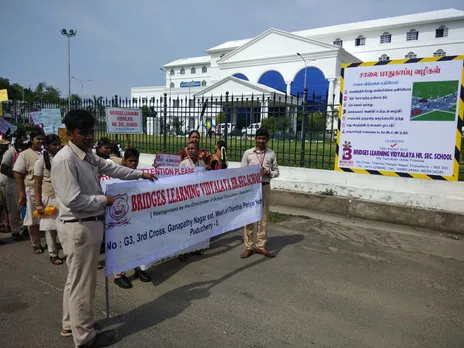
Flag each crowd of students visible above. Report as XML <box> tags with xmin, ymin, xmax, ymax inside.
<box><xmin>0</xmin><ymin>109</ymin><xmax>279</xmax><ymax>347</ymax></box>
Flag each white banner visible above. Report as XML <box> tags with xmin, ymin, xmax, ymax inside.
<box><xmin>337</xmin><ymin>59</ymin><xmax>463</xmax><ymax>180</ymax></box>
<box><xmin>104</xmin><ymin>165</ymin><xmax>262</xmax><ymax>276</ymax></box>
<box><xmin>99</xmin><ymin>166</ymin><xmax>205</xmax><ymax>193</ymax></box>
<box><xmin>105</xmin><ymin>107</ymin><xmax>143</xmax><ymax>134</ymax></box>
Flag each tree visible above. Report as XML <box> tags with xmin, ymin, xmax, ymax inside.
<box><xmin>262</xmin><ymin>116</ymin><xmax>292</xmax><ymax>133</ymax></box>
<box><xmin>34</xmin><ymin>82</ymin><xmax>61</xmax><ymax>103</ymax></box>
<box><xmin>307</xmin><ymin>111</ymin><xmax>327</xmax><ymax>132</ymax></box>
<box><xmin>71</xmin><ymin>94</ymin><xmax>82</xmax><ymax>106</ymax></box>
<box><xmin>0</xmin><ymin>78</ymin><xmax>23</xmax><ymax>100</ymax></box>
<box><xmin>170</xmin><ymin>117</ymin><xmax>185</xmax><ymax>135</ymax></box>
<box><xmin>90</xmin><ymin>95</ymin><xmax>105</xmax><ymax>130</ymax></box>
<box><xmin>216</xmin><ymin>111</ymin><xmax>226</xmax><ymax>125</ymax></box>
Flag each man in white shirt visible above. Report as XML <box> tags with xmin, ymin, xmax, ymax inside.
<box><xmin>51</xmin><ymin>109</ymin><xmax>155</xmax><ymax>348</ymax></box>
<box><xmin>240</xmin><ymin>127</ymin><xmax>279</xmax><ymax>259</ymax></box>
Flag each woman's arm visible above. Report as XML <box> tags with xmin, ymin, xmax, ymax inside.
<box><xmin>34</xmin><ymin>175</ymin><xmax>44</xmax><ymax>214</ymax></box>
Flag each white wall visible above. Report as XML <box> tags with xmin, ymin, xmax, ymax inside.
<box><xmin>311</xmin><ymin>19</ymin><xmax>464</xmax><ymax>61</ymax></box>
<box><xmin>137</xmin><ymin>153</ymin><xmax>464</xmax><ymax>214</ymax></box>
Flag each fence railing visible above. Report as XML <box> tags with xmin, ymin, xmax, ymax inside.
<box><xmin>1</xmin><ymin>92</ymin><xmax>339</xmax><ymax>169</ymax></box>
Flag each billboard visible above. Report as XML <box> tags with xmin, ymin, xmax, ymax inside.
<box><xmin>335</xmin><ymin>56</ymin><xmax>464</xmax><ymax>181</ymax></box>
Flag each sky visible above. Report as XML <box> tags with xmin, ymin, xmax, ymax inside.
<box><xmin>1</xmin><ymin>0</ymin><xmax>463</xmax><ymax>98</ymax></box>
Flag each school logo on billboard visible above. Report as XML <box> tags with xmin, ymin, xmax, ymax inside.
<box><xmin>340</xmin><ymin>141</ymin><xmax>354</xmax><ymax>167</ymax></box>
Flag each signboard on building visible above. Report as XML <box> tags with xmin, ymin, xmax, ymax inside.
<box><xmin>335</xmin><ymin>56</ymin><xmax>464</xmax><ymax>181</ymax></box>
<box><xmin>105</xmin><ymin>107</ymin><xmax>143</xmax><ymax>134</ymax></box>
<box><xmin>180</xmin><ymin>81</ymin><xmax>201</xmax><ymax>88</ymax></box>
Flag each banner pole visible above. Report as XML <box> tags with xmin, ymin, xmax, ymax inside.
<box><xmin>105</xmin><ymin>276</ymin><xmax>110</xmax><ymax>319</ymax></box>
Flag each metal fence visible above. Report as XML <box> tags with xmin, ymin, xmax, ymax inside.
<box><xmin>1</xmin><ymin>91</ymin><xmax>339</xmax><ymax>169</ymax></box>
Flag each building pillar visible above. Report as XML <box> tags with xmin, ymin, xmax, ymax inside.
<box><xmin>260</xmin><ymin>100</ymin><xmax>269</xmax><ymax>123</ymax></box>
<box><xmin>327</xmin><ymin>77</ymin><xmax>337</xmax><ymax>104</ymax></box>
<box><xmin>285</xmin><ymin>81</ymin><xmax>292</xmax><ymax>95</ymax></box>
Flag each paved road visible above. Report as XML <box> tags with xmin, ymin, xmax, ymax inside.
<box><xmin>1</xmin><ymin>208</ymin><xmax>463</xmax><ymax>348</ymax></box>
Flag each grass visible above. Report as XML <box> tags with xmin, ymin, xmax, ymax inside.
<box><xmin>95</xmin><ymin>131</ymin><xmax>337</xmax><ymax>169</ymax></box>
<box><xmin>412</xmin><ymin>80</ymin><xmax>459</xmax><ymax>100</ymax></box>
<box><xmin>269</xmin><ymin>212</ymin><xmax>293</xmax><ymax>223</ymax></box>
<box><xmin>411</xmin><ymin>110</ymin><xmax>456</xmax><ymax>121</ymax></box>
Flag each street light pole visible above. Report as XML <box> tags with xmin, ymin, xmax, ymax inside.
<box><xmin>71</xmin><ymin>76</ymin><xmax>92</xmax><ymax>100</ymax></box>
<box><xmin>296</xmin><ymin>53</ymin><xmax>307</xmax><ymax>100</ymax></box>
<box><xmin>61</xmin><ymin>29</ymin><xmax>77</xmax><ymax>110</ymax></box>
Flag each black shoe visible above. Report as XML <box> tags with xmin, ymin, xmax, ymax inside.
<box><xmin>134</xmin><ymin>269</ymin><xmax>151</xmax><ymax>282</ymax></box>
<box><xmin>114</xmin><ymin>275</ymin><xmax>132</xmax><ymax>289</ymax></box>
<box><xmin>11</xmin><ymin>232</ymin><xmax>22</xmax><ymax>242</ymax></box>
<box><xmin>61</xmin><ymin>322</ymin><xmax>103</xmax><ymax>338</ymax></box>
<box><xmin>77</xmin><ymin>329</ymin><xmax>117</xmax><ymax>347</ymax></box>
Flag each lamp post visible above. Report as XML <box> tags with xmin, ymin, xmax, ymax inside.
<box><xmin>296</xmin><ymin>53</ymin><xmax>308</xmax><ymax>100</ymax></box>
<box><xmin>71</xmin><ymin>76</ymin><xmax>92</xmax><ymax>100</ymax></box>
<box><xmin>159</xmin><ymin>68</ymin><xmax>172</xmax><ymax>100</ymax></box>
<box><xmin>61</xmin><ymin>29</ymin><xmax>77</xmax><ymax>110</ymax></box>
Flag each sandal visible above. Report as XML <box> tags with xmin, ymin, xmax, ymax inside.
<box><xmin>50</xmin><ymin>256</ymin><xmax>63</xmax><ymax>265</ymax></box>
<box><xmin>12</xmin><ymin>232</ymin><xmax>22</xmax><ymax>242</ymax></box>
<box><xmin>33</xmin><ymin>245</ymin><xmax>44</xmax><ymax>254</ymax></box>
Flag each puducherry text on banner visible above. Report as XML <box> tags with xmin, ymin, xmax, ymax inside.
<box><xmin>104</xmin><ymin>165</ymin><xmax>263</xmax><ymax>276</ymax></box>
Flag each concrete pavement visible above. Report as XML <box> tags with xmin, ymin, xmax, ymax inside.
<box><xmin>1</xmin><ymin>209</ymin><xmax>463</xmax><ymax>348</ymax></box>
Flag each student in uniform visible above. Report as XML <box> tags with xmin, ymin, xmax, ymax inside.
<box><xmin>113</xmin><ymin>148</ymin><xmax>152</xmax><ymax>289</ymax></box>
<box><xmin>1</xmin><ymin>131</ymin><xmax>28</xmax><ymax>242</ymax></box>
<box><xmin>13</xmin><ymin>129</ymin><xmax>45</xmax><ymax>253</ymax></box>
<box><xmin>34</xmin><ymin>134</ymin><xmax>62</xmax><ymax>265</ymax></box>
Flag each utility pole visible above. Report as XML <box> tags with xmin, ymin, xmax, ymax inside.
<box><xmin>61</xmin><ymin>29</ymin><xmax>77</xmax><ymax>110</ymax></box>
<box><xmin>72</xmin><ymin>76</ymin><xmax>92</xmax><ymax>101</ymax></box>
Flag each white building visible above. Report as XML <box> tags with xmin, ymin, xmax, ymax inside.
<box><xmin>132</xmin><ymin>8</ymin><xmax>464</xmax><ymax>132</ymax></box>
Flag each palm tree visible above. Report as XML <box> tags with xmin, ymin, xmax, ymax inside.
<box><xmin>90</xmin><ymin>95</ymin><xmax>105</xmax><ymax>130</ymax></box>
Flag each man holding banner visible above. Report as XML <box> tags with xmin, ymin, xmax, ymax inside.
<box><xmin>240</xmin><ymin>127</ymin><xmax>279</xmax><ymax>259</ymax></box>
<box><xmin>51</xmin><ymin>110</ymin><xmax>155</xmax><ymax>348</ymax></box>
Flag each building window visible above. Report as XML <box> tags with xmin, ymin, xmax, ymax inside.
<box><xmin>379</xmin><ymin>54</ymin><xmax>390</xmax><ymax>61</ymax></box>
<box><xmin>201</xmin><ymin>80</ymin><xmax>207</xmax><ymax>86</ymax></box>
<box><xmin>170</xmin><ymin>82</ymin><xmax>175</xmax><ymax>88</ymax></box>
<box><xmin>405</xmin><ymin>52</ymin><xmax>417</xmax><ymax>59</ymax></box>
<box><xmin>142</xmin><ymin>97</ymin><xmax>147</xmax><ymax>104</ymax></box>
<box><xmin>435</xmin><ymin>25</ymin><xmax>448</xmax><ymax>38</ymax></box>
<box><xmin>170</xmin><ymin>69</ymin><xmax>175</xmax><ymax>76</ymax></box>
<box><xmin>202</xmin><ymin>66</ymin><xmax>207</xmax><ymax>73</ymax></box>
<box><xmin>434</xmin><ymin>49</ymin><xmax>446</xmax><ymax>57</ymax></box>
<box><xmin>173</xmin><ymin>99</ymin><xmax>180</xmax><ymax>108</ymax></box>
<box><xmin>188</xmin><ymin>99</ymin><xmax>194</xmax><ymax>108</ymax></box>
<box><xmin>406</xmin><ymin>29</ymin><xmax>419</xmax><ymax>41</ymax></box>
<box><xmin>333</xmin><ymin>38</ymin><xmax>343</xmax><ymax>47</ymax></box>
<box><xmin>191</xmin><ymin>67</ymin><xmax>196</xmax><ymax>74</ymax></box>
<box><xmin>354</xmin><ymin>35</ymin><xmax>365</xmax><ymax>46</ymax></box>
<box><xmin>180</xmin><ymin>68</ymin><xmax>185</xmax><ymax>75</ymax></box>
<box><xmin>132</xmin><ymin>98</ymin><xmax>137</xmax><ymax>104</ymax></box>
<box><xmin>380</xmin><ymin>32</ymin><xmax>391</xmax><ymax>43</ymax></box>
